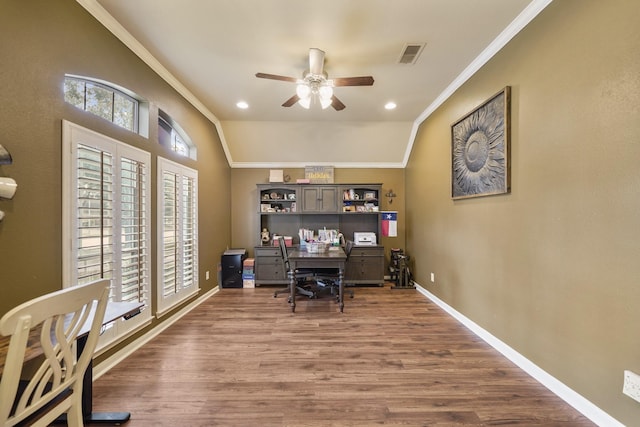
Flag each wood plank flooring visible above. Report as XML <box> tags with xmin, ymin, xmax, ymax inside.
<box><xmin>89</xmin><ymin>285</ymin><xmax>595</xmax><ymax>426</ymax></box>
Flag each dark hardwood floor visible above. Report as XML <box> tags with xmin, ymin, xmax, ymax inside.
<box><xmin>89</xmin><ymin>284</ymin><xmax>595</xmax><ymax>426</ymax></box>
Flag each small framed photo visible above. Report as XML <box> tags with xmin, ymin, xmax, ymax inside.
<box><xmin>364</xmin><ymin>192</ymin><xmax>376</xmax><ymax>200</ymax></box>
<box><xmin>260</xmin><ymin>204</ymin><xmax>270</xmax><ymax>212</ymax></box>
<box><xmin>287</xmin><ymin>193</ymin><xmax>296</xmax><ymax>200</ymax></box>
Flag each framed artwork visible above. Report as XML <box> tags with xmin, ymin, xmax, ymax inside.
<box><xmin>451</xmin><ymin>86</ymin><xmax>511</xmax><ymax>200</ymax></box>
<box><xmin>364</xmin><ymin>191</ymin><xmax>376</xmax><ymax>200</ymax></box>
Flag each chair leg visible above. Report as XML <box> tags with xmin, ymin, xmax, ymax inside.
<box><xmin>296</xmin><ymin>285</ymin><xmax>315</xmax><ymax>298</ymax></box>
<box><xmin>273</xmin><ymin>286</ymin><xmax>289</xmax><ymax>298</ymax></box>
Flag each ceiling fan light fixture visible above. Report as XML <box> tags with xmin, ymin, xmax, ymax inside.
<box><xmin>296</xmin><ymin>83</ymin><xmax>311</xmax><ymax>99</ymax></box>
<box><xmin>298</xmin><ymin>97</ymin><xmax>311</xmax><ymax>109</ymax></box>
<box><xmin>256</xmin><ymin>48</ymin><xmax>374</xmax><ymax>111</ymax></box>
<box><xmin>318</xmin><ymin>85</ymin><xmax>333</xmax><ymax>101</ymax></box>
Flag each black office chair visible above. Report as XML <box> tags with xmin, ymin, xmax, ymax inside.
<box><xmin>273</xmin><ymin>236</ymin><xmax>316</xmax><ymax>300</ymax></box>
<box><xmin>315</xmin><ymin>240</ymin><xmax>355</xmax><ymax>301</ymax></box>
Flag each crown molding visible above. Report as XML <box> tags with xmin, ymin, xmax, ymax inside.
<box><xmin>75</xmin><ymin>0</ymin><xmax>233</xmax><ymax>166</ymax></box>
<box><xmin>230</xmin><ymin>161</ymin><xmax>404</xmax><ymax>169</ymax></box>
<box><xmin>404</xmin><ymin>0</ymin><xmax>553</xmax><ymax>167</ymax></box>
<box><xmin>77</xmin><ymin>0</ymin><xmax>551</xmax><ymax>170</ymax></box>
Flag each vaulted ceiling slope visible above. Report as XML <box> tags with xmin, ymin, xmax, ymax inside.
<box><xmin>80</xmin><ymin>0</ymin><xmax>551</xmax><ymax>168</ymax></box>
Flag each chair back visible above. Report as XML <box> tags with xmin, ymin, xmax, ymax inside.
<box><xmin>276</xmin><ymin>236</ymin><xmax>291</xmax><ymax>273</ymax></box>
<box><xmin>0</xmin><ymin>279</ymin><xmax>109</xmax><ymax>427</ymax></box>
<box><xmin>345</xmin><ymin>240</ymin><xmax>354</xmax><ymax>259</ymax></box>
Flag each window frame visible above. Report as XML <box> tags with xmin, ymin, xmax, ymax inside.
<box><xmin>62</xmin><ymin>120</ymin><xmax>152</xmax><ymax>351</ymax></box>
<box><xmin>158</xmin><ymin>110</ymin><xmax>197</xmax><ymax>160</ymax></box>
<box><xmin>64</xmin><ymin>75</ymin><xmax>150</xmax><ymax>138</ymax></box>
<box><xmin>156</xmin><ymin>156</ymin><xmax>199</xmax><ymax>316</ymax></box>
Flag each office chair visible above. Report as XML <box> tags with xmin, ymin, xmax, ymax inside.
<box><xmin>0</xmin><ymin>279</ymin><xmax>109</xmax><ymax>427</ymax></box>
<box><xmin>315</xmin><ymin>240</ymin><xmax>355</xmax><ymax>301</ymax></box>
<box><xmin>273</xmin><ymin>236</ymin><xmax>316</xmax><ymax>300</ymax></box>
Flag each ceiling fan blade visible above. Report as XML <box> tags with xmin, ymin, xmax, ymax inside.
<box><xmin>309</xmin><ymin>48</ymin><xmax>325</xmax><ymax>76</ymax></box>
<box><xmin>255</xmin><ymin>72</ymin><xmax>298</xmax><ymax>83</ymax></box>
<box><xmin>282</xmin><ymin>94</ymin><xmax>300</xmax><ymax>107</ymax></box>
<box><xmin>332</xmin><ymin>76</ymin><xmax>375</xmax><ymax>87</ymax></box>
<box><xmin>331</xmin><ymin>95</ymin><xmax>346</xmax><ymax>111</ymax></box>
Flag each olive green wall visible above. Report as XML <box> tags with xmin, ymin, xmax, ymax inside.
<box><xmin>231</xmin><ymin>168</ymin><xmax>405</xmax><ymax>268</ymax></box>
<box><xmin>406</xmin><ymin>1</ymin><xmax>640</xmax><ymax>424</ymax></box>
<box><xmin>0</xmin><ymin>0</ymin><xmax>231</xmax><ymax>322</ymax></box>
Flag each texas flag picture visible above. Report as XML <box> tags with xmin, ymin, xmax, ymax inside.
<box><xmin>381</xmin><ymin>211</ymin><xmax>398</xmax><ymax>237</ymax></box>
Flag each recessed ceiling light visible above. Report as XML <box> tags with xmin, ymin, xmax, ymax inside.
<box><xmin>236</xmin><ymin>101</ymin><xmax>249</xmax><ymax>109</ymax></box>
<box><xmin>384</xmin><ymin>102</ymin><xmax>397</xmax><ymax>110</ymax></box>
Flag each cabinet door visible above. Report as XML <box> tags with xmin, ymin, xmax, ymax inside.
<box><xmin>301</xmin><ymin>186</ymin><xmax>338</xmax><ymax>212</ymax></box>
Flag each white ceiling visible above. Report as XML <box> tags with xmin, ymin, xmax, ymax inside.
<box><xmin>80</xmin><ymin>0</ymin><xmax>550</xmax><ymax>168</ymax></box>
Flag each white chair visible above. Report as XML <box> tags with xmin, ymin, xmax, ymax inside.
<box><xmin>0</xmin><ymin>279</ymin><xmax>109</xmax><ymax>427</ymax></box>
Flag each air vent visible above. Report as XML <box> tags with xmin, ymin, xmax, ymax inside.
<box><xmin>398</xmin><ymin>43</ymin><xmax>426</xmax><ymax>64</ymax></box>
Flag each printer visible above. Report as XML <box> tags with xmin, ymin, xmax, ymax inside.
<box><xmin>354</xmin><ymin>232</ymin><xmax>377</xmax><ymax>246</ymax></box>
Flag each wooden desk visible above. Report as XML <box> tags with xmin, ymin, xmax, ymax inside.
<box><xmin>0</xmin><ymin>300</ymin><xmax>143</xmax><ymax>424</ymax></box>
<box><xmin>288</xmin><ymin>247</ymin><xmax>347</xmax><ymax>313</ymax></box>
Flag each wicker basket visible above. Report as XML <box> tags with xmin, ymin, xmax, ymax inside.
<box><xmin>306</xmin><ymin>241</ymin><xmax>329</xmax><ymax>253</ymax></box>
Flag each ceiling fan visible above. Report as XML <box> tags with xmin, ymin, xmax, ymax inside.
<box><xmin>255</xmin><ymin>48</ymin><xmax>374</xmax><ymax>111</ymax></box>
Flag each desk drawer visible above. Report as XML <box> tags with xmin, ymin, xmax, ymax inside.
<box><xmin>255</xmin><ymin>247</ymin><xmax>282</xmax><ymax>257</ymax></box>
<box><xmin>349</xmin><ymin>246</ymin><xmax>384</xmax><ymax>257</ymax></box>
<box><xmin>255</xmin><ymin>263</ymin><xmax>286</xmax><ymax>281</ymax></box>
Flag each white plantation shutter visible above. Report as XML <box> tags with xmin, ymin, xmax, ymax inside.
<box><xmin>76</xmin><ymin>146</ymin><xmax>114</xmax><ymax>286</ymax></box>
<box><xmin>181</xmin><ymin>174</ymin><xmax>197</xmax><ymax>288</ymax></box>
<box><xmin>161</xmin><ymin>170</ymin><xmax>178</xmax><ymax>298</ymax></box>
<box><xmin>157</xmin><ymin>157</ymin><xmax>198</xmax><ymax>315</ymax></box>
<box><xmin>119</xmin><ymin>157</ymin><xmax>149</xmax><ymax>304</ymax></box>
<box><xmin>63</xmin><ymin>121</ymin><xmax>151</xmax><ymax>346</ymax></box>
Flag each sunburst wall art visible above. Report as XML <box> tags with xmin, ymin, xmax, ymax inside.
<box><xmin>451</xmin><ymin>86</ymin><xmax>511</xmax><ymax>200</ymax></box>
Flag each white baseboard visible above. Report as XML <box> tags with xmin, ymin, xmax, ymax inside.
<box><xmin>414</xmin><ymin>283</ymin><xmax>623</xmax><ymax>427</ymax></box>
<box><xmin>93</xmin><ymin>286</ymin><xmax>220</xmax><ymax>379</ymax></box>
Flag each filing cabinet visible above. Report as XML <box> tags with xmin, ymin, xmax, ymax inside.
<box><xmin>221</xmin><ymin>249</ymin><xmax>247</xmax><ymax>288</ymax></box>
<box><xmin>345</xmin><ymin>245</ymin><xmax>384</xmax><ymax>286</ymax></box>
<box><xmin>254</xmin><ymin>246</ymin><xmax>288</xmax><ymax>285</ymax></box>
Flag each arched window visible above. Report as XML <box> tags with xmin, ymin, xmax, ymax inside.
<box><xmin>64</xmin><ymin>75</ymin><xmax>148</xmax><ymax>136</ymax></box>
<box><xmin>158</xmin><ymin>109</ymin><xmax>197</xmax><ymax>159</ymax></box>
